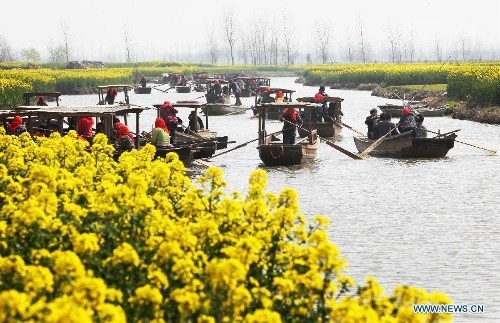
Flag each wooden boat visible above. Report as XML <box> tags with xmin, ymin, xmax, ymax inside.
<box><xmin>296</xmin><ymin>96</ymin><xmax>345</xmax><ymax>138</ymax></box>
<box><xmin>256</xmin><ymin>102</ymin><xmax>320</xmax><ymax>166</ymax></box>
<box><xmin>23</xmin><ymin>92</ymin><xmax>62</xmax><ymax>106</ymax></box>
<box><xmin>134</xmin><ymin>86</ymin><xmax>152</xmax><ymax>94</ymax></box>
<box><xmin>175</xmin><ymin>85</ymin><xmax>191</xmax><ymax>93</ymax></box>
<box><xmin>353</xmin><ymin>131</ymin><xmax>456</xmax><ymax>158</ymax></box>
<box><xmin>153</xmin><ymin>101</ymin><xmax>230</xmax><ymax>159</ymax></box>
<box><xmin>1</xmin><ymin>103</ymin><xmax>144</xmax><ymax>147</ymax></box>
<box><xmin>378</xmin><ymin>104</ymin><xmax>450</xmax><ymax>117</ymax></box>
<box><xmin>253</xmin><ymin>87</ymin><xmax>296</xmax><ymax>120</ymax></box>
<box><xmin>297</xmin><ymin>121</ymin><xmax>341</xmax><ymax>138</ymax></box>
<box><xmin>97</xmin><ymin>85</ymin><xmax>132</xmax><ymax>105</ymax></box>
<box><xmin>201</xmin><ymin>103</ymin><xmax>248</xmax><ymax>116</ymax></box>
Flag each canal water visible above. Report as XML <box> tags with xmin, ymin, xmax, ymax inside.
<box><xmin>60</xmin><ymin>77</ymin><xmax>500</xmax><ymax>322</ymax></box>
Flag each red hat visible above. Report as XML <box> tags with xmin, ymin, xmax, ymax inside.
<box><xmin>314</xmin><ymin>93</ymin><xmax>324</xmax><ymax>101</ymax></box>
<box><xmin>162</xmin><ymin>101</ymin><xmax>171</xmax><ymax>108</ymax></box>
<box><xmin>264</xmin><ymin>87</ymin><xmax>271</xmax><ymax>93</ymax></box>
<box><xmin>276</xmin><ymin>91</ymin><xmax>283</xmax><ymax>98</ymax></box>
<box><xmin>402</xmin><ymin>107</ymin><xmax>411</xmax><ymax>115</ymax></box>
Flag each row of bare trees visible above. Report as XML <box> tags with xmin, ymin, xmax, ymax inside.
<box><xmin>206</xmin><ymin>9</ymin><xmax>498</xmax><ymax>65</ymax></box>
<box><xmin>1</xmin><ymin>12</ymin><xmax>498</xmax><ymax>64</ymax></box>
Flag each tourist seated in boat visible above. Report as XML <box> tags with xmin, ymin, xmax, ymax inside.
<box><xmin>37</xmin><ymin>96</ymin><xmax>48</xmax><ymax>106</ymax></box>
<box><xmin>151</xmin><ymin>118</ymin><xmax>172</xmax><ymax>148</ymax></box>
<box><xmin>77</xmin><ymin>116</ymin><xmax>94</xmax><ymax>140</ymax></box>
<box><xmin>105</xmin><ymin>87</ymin><xmax>118</xmax><ymax>104</ymax></box>
<box><xmin>115</xmin><ymin>124</ymin><xmax>135</xmax><ymax>155</ymax></box>
<box><xmin>365</xmin><ymin>108</ymin><xmax>379</xmax><ymax>139</ymax></box>
<box><xmin>186</xmin><ymin>110</ymin><xmax>204</xmax><ymax>132</ymax></box>
<box><xmin>258</xmin><ymin>87</ymin><xmax>275</xmax><ymax>104</ymax></box>
<box><xmin>140</xmin><ymin>75</ymin><xmax>147</xmax><ymax>88</ymax></box>
<box><xmin>279</xmin><ymin>107</ymin><xmax>302</xmax><ymax>144</ymax></box>
<box><xmin>95</xmin><ymin>120</ymin><xmax>105</xmax><ymax>135</ymax></box>
<box><xmin>275</xmin><ymin>91</ymin><xmax>284</xmax><ymax>102</ymax></box>
<box><xmin>374</xmin><ymin>112</ymin><xmax>399</xmax><ymax>139</ymax></box>
<box><xmin>46</xmin><ymin>119</ymin><xmax>59</xmax><ymax>136</ymax></box>
<box><xmin>66</xmin><ymin>116</ymin><xmax>78</xmax><ymax>131</ymax></box>
<box><xmin>6</xmin><ymin>116</ymin><xmax>27</xmax><ymax>136</ymax></box>
<box><xmin>112</xmin><ymin>116</ymin><xmax>125</xmax><ymax>143</ymax></box>
<box><xmin>398</xmin><ymin>107</ymin><xmax>418</xmax><ymax>137</ymax></box>
<box><xmin>415</xmin><ymin>114</ymin><xmax>427</xmax><ymax>138</ymax></box>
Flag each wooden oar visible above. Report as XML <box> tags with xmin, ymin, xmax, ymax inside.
<box><xmin>427</xmin><ymin>129</ymin><xmax>497</xmax><ymax>154</ymax></box>
<box><xmin>282</xmin><ymin>119</ymin><xmax>361</xmax><ymax>159</ymax></box>
<box><xmin>340</xmin><ymin>121</ymin><xmax>367</xmax><ymax>136</ymax></box>
<box><xmin>205</xmin><ymin>129</ymin><xmax>284</xmax><ymax>160</ymax></box>
<box><xmin>357</xmin><ymin>131</ymin><xmax>392</xmax><ymax>159</ymax></box>
<box><xmin>152</xmin><ymin>86</ymin><xmax>174</xmax><ymax>93</ymax></box>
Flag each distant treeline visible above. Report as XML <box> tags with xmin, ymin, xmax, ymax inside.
<box><xmin>1</xmin><ymin>61</ymin><xmax>500</xmax><ymax>108</ymax></box>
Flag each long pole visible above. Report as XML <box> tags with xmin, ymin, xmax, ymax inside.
<box><xmin>205</xmin><ymin>128</ymin><xmax>284</xmax><ymax>160</ymax></box>
<box><xmin>426</xmin><ymin>129</ymin><xmax>497</xmax><ymax>154</ymax></box>
<box><xmin>409</xmin><ymin>55</ymin><xmax>452</xmax><ymax>104</ymax></box>
<box><xmin>281</xmin><ymin>119</ymin><xmax>362</xmax><ymax>160</ymax></box>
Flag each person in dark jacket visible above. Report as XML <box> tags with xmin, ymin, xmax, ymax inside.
<box><xmin>376</xmin><ymin>113</ymin><xmax>399</xmax><ymax>138</ymax></box>
<box><xmin>398</xmin><ymin>107</ymin><xmax>418</xmax><ymax>137</ymax></box>
<box><xmin>365</xmin><ymin>108</ymin><xmax>379</xmax><ymax>139</ymax></box>
<box><xmin>139</xmin><ymin>75</ymin><xmax>147</xmax><ymax>88</ymax></box>
<box><xmin>159</xmin><ymin>101</ymin><xmax>178</xmax><ymax>144</ymax></box>
<box><xmin>229</xmin><ymin>80</ymin><xmax>242</xmax><ymax>106</ymax></box>
<box><xmin>187</xmin><ymin>110</ymin><xmax>204</xmax><ymax>132</ymax></box>
<box><xmin>415</xmin><ymin>114</ymin><xmax>428</xmax><ymax>138</ymax></box>
<box><xmin>105</xmin><ymin>87</ymin><xmax>118</xmax><ymax>104</ymax></box>
<box><xmin>279</xmin><ymin>107</ymin><xmax>302</xmax><ymax>144</ymax></box>
<box><xmin>37</xmin><ymin>96</ymin><xmax>48</xmax><ymax>106</ymax></box>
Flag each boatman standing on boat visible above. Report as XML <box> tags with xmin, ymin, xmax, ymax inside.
<box><xmin>280</xmin><ymin>107</ymin><xmax>302</xmax><ymax>144</ymax></box>
<box><xmin>140</xmin><ymin>75</ymin><xmax>147</xmax><ymax>88</ymax></box>
<box><xmin>105</xmin><ymin>87</ymin><xmax>118</xmax><ymax>104</ymax></box>
<box><xmin>160</xmin><ymin>101</ymin><xmax>178</xmax><ymax>144</ymax></box>
<box><xmin>37</xmin><ymin>96</ymin><xmax>48</xmax><ymax>106</ymax></box>
<box><xmin>229</xmin><ymin>79</ymin><xmax>242</xmax><ymax>106</ymax></box>
<box><xmin>316</xmin><ymin>85</ymin><xmax>329</xmax><ymax>121</ymax></box>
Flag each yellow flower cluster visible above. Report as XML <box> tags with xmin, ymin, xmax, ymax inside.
<box><xmin>0</xmin><ymin>131</ymin><xmax>452</xmax><ymax>322</ymax></box>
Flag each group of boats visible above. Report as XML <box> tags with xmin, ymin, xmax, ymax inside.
<box><xmin>1</xmin><ymin>78</ymin><xmax>477</xmax><ymax>168</ymax></box>
<box><xmin>0</xmin><ymin>87</ymin><xmax>232</xmax><ymax>166</ymax></box>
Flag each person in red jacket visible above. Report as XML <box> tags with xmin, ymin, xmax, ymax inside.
<box><xmin>105</xmin><ymin>87</ymin><xmax>118</xmax><ymax>104</ymax></box>
<box><xmin>37</xmin><ymin>96</ymin><xmax>48</xmax><ymax>106</ymax></box>
<box><xmin>159</xmin><ymin>101</ymin><xmax>178</xmax><ymax>144</ymax></box>
<box><xmin>77</xmin><ymin>116</ymin><xmax>94</xmax><ymax>138</ymax></box>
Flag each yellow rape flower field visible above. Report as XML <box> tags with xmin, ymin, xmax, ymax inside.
<box><xmin>0</xmin><ymin>129</ymin><xmax>452</xmax><ymax>323</ymax></box>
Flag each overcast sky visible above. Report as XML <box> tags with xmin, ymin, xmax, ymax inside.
<box><xmin>2</xmin><ymin>0</ymin><xmax>499</xmax><ymax>63</ymax></box>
